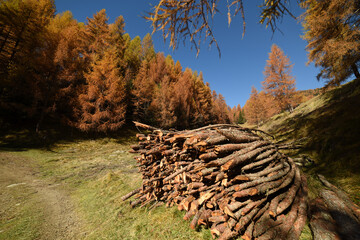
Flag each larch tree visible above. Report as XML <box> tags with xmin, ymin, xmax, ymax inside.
<box><xmin>212</xmin><ymin>91</ymin><xmax>231</xmax><ymax>124</ymax></box>
<box><xmin>141</xmin><ymin>33</ymin><xmax>156</xmax><ymax>63</ymax></box>
<box><xmin>243</xmin><ymin>86</ymin><xmax>267</xmax><ymax>125</ymax></box>
<box><xmin>78</xmin><ymin>9</ymin><xmax>126</xmax><ymax>132</ymax></box>
<box><xmin>132</xmin><ymin>53</ymin><xmax>167</xmax><ymax>123</ymax></box>
<box><xmin>192</xmin><ymin>73</ymin><xmax>214</xmax><ymax>127</ymax></box>
<box><xmin>0</xmin><ymin>0</ymin><xmax>55</xmax><ymax>119</ymax></box>
<box><xmin>49</xmin><ymin>11</ymin><xmax>84</xmax><ymax>125</ymax></box>
<box><xmin>301</xmin><ymin>0</ymin><xmax>360</xmax><ymax>86</ymax></box>
<box><xmin>262</xmin><ymin>44</ymin><xmax>297</xmax><ymax>112</ymax></box>
<box><xmin>173</xmin><ymin>68</ymin><xmax>195</xmax><ymax>129</ymax></box>
<box><xmin>151</xmin><ymin>75</ymin><xmax>177</xmax><ymax>129</ymax></box>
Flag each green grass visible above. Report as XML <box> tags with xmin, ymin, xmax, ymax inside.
<box><xmin>0</xmin><ymin>184</ymin><xmax>44</xmax><ymax>240</ymax></box>
<box><xmin>0</xmin><ymin>133</ymin><xmax>212</xmax><ymax>239</ymax></box>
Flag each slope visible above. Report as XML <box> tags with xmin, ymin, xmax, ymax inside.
<box><xmin>260</xmin><ymin>79</ymin><xmax>360</xmax><ymax>204</ymax></box>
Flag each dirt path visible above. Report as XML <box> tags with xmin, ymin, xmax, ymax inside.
<box><xmin>0</xmin><ymin>152</ymin><xmax>86</xmax><ymax>239</ymax></box>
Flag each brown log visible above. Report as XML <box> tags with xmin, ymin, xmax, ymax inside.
<box><xmin>318</xmin><ymin>174</ymin><xmax>360</xmax><ymax>222</ymax></box>
<box><xmin>133</xmin><ymin>121</ymin><xmax>162</xmax><ymax>131</ymax></box>
<box><xmin>190</xmin><ymin>207</ymin><xmax>203</xmax><ymax>230</ymax></box>
<box><xmin>198</xmin><ymin>191</ymin><xmax>216</xmax><ymax>205</ymax></box>
<box><xmin>244</xmin><ymin>161</ymin><xmax>283</xmax><ymax>180</ymax></box>
<box><xmin>268</xmin><ymin>192</ymin><xmax>287</xmax><ymax>218</ymax></box>
<box><xmin>233</xmin><ymin>188</ymin><xmax>258</xmax><ymax>198</ymax></box>
<box><xmin>199</xmin><ymin>167</ymin><xmax>218</xmax><ymax>176</ymax></box>
<box><xmin>242</xmin><ymin>221</ymin><xmax>254</xmax><ymax>240</ymax></box>
<box><xmin>233</xmin><ymin>163</ymin><xmax>290</xmax><ymax>192</ymax></box>
<box><xmin>209</xmin><ymin>215</ymin><xmax>228</xmax><ymax>223</ymax></box>
<box><xmin>163</xmin><ymin>161</ymin><xmax>198</xmax><ymax>183</ymax></box>
<box><xmin>275</xmin><ymin>166</ymin><xmax>302</xmax><ymax>216</ymax></box>
<box><xmin>223</xmin><ymin>200</ymin><xmax>252</xmax><ymax>218</ymax></box>
<box><xmin>199</xmin><ymin>151</ymin><xmax>218</xmax><ymax>161</ymax></box>
<box><xmin>320</xmin><ymin>189</ymin><xmax>360</xmax><ymax>240</ymax></box>
<box><xmin>214</xmin><ymin>142</ymin><xmax>254</xmax><ymax>155</ymax></box>
<box><xmin>218</xmin><ymin>228</ymin><xmax>238</xmax><ymax>240</ymax></box>
<box><xmin>121</xmin><ymin>188</ymin><xmax>141</xmax><ymax>201</ymax></box>
<box><xmin>287</xmin><ymin>180</ymin><xmax>308</xmax><ymax>240</ymax></box>
<box><xmin>241</xmin><ymin>152</ymin><xmax>279</xmax><ymax>171</ymax></box>
<box><xmin>206</xmin><ymin>140</ymin><xmax>269</xmax><ymax>167</ymax></box>
<box><xmin>198</xmin><ymin>209</ymin><xmax>211</xmax><ymax>226</ymax></box>
<box><xmin>215</xmin><ymin>172</ymin><xmax>225</xmax><ymax>182</ymax></box>
<box><xmin>221</xmin><ymin>145</ymin><xmax>274</xmax><ymax>171</ymax></box>
<box><xmin>216</xmin><ymin>128</ymin><xmax>261</xmax><ymax>143</ymax></box>
<box><xmin>211</xmin><ymin>223</ymin><xmax>227</xmax><ymax>238</ymax></box>
<box><xmin>309</xmin><ymin>198</ymin><xmax>341</xmax><ymax>240</ymax></box>
<box><xmin>234</xmin><ymin>205</ymin><xmax>262</xmax><ymax>233</ymax></box>
<box><xmin>274</xmin><ymin>188</ymin><xmax>302</xmax><ymax>239</ymax></box>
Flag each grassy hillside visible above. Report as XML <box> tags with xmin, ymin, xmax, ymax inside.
<box><xmin>260</xmin><ymin>79</ymin><xmax>360</xmax><ymax>204</ymax></box>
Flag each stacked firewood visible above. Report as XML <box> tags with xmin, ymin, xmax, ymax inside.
<box><xmin>123</xmin><ymin>122</ymin><xmax>308</xmax><ymax>240</ymax></box>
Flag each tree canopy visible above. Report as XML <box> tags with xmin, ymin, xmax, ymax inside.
<box><xmin>301</xmin><ymin>0</ymin><xmax>360</xmax><ymax>86</ymax></box>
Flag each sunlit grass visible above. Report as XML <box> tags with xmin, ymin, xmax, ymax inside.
<box><xmin>3</xmin><ymin>136</ymin><xmax>212</xmax><ymax>239</ymax></box>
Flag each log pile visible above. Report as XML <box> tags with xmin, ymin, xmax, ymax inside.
<box><xmin>123</xmin><ymin>122</ymin><xmax>308</xmax><ymax>240</ymax></box>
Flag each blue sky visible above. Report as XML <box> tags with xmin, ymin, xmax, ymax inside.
<box><xmin>55</xmin><ymin>0</ymin><xmax>323</xmax><ymax>107</ymax></box>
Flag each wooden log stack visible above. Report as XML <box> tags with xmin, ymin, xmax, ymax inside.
<box><xmin>123</xmin><ymin>122</ymin><xmax>308</xmax><ymax>240</ymax></box>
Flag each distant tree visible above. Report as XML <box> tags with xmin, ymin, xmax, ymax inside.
<box><xmin>192</xmin><ymin>73</ymin><xmax>214</xmax><ymax>127</ymax></box>
<box><xmin>124</xmin><ymin>35</ymin><xmax>142</xmax><ymax>78</ymax></box>
<box><xmin>262</xmin><ymin>44</ymin><xmax>297</xmax><ymax>112</ymax></box>
<box><xmin>151</xmin><ymin>75</ymin><xmax>177</xmax><ymax>129</ymax></box>
<box><xmin>173</xmin><ymin>68</ymin><xmax>194</xmax><ymax>128</ymax></box>
<box><xmin>243</xmin><ymin>87</ymin><xmax>267</xmax><ymax>125</ymax></box>
<box><xmin>231</xmin><ymin>104</ymin><xmax>246</xmax><ymax>124</ymax></box>
<box><xmin>302</xmin><ymin>0</ymin><xmax>360</xmax><ymax>87</ymax></box>
<box><xmin>212</xmin><ymin>91</ymin><xmax>231</xmax><ymax>124</ymax></box>
<box><xmin>141</xmin><ymin>33</ymin><xmax>156</xmax><ymax>62</ymax></box>
<box><xmin>78</xmin><ymin>50</ymin><xmax>126</xmax><ymax>132</ymax></box>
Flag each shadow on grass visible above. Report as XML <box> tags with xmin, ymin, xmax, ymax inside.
<box><xmin>264</xmin><ymin>79</ymin><xmax>360</xmax><ymax>203</ymax></box>
<box><xmin>0</xmin><ymin>120</ymin><xmax>139</xmax><ymax>151</ymax></box>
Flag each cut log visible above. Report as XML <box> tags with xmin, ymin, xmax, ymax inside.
<box><xmin>309</xmin><ymin>198</ymin><xmax>341</xmax><ymax>240</ymax></box>
<box><xmin>320</xmin><ymin>189</ymin><xmax>360</xmax><ymax>240</ymax></box>
<box><xmin>318</xmin><ymin>174</ymin><xmax>360</xmax><ymax>222</ymax></box>
<box><xmin>121</xmin><ymin>188</ymin><xmax>141</xmax><ymax>201</ymax></box>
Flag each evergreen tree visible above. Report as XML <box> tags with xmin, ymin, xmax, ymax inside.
<box><xmin>262</xmin><ymin>44</ymin><xmax>296</xmax><ymax>112</ymax></box>
<box><xmin>302</xmin><ymin>0</ymin><xmax>360</xmax><ymax>86</ymax></box>
<box><xmin>78</xmin><ymin>10</ymin><xmax>126</xmax><ymax>132</ymax></box>
<box><xmin>243</xmin><ymin>87</ymin><xmax>266</xmax><ymax>125</ymax></box>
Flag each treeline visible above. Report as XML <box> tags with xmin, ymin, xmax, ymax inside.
<box><xmin>0</xmin><ymin>0</ymin><xmax>243</xmax><ymax>132</ymax></box>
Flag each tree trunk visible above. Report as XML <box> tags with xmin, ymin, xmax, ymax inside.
<box><xmin>351</xmin><ymin>64</ymin><xmax>360</xmax><ymax>79</ymax></box>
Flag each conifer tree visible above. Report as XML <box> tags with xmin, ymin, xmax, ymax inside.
<box><xmin>262</xmin><ymin>44</ymin><xmax>296</xmax><ymax>112</ymax></box>
<box><xmin>132</xmin><ymin>53</ymin><xmax>167</xmax><ymax>123</ymax></box>
<box><xmin>192</xmin><ymin>73</ymin><xmax>214</xmax><ymax>127</ymax></box>
<box><xmin>243</xmin><ymin>87</ymin><xmax>267</xmax><ymax>125</ymax></box>
<box><xmin>302</xmin><ymin>0</ymin><xmax>360</xmax><ymax>86</ymax></box>
<box><xmin>78</xmin><ymin>10</ymin><xmax>126</xmax><ymax>132</ymax></box>
<box><xmin>141</xmin><ymin>33</ymin><xmax>156</xmax><ymax>62</ymax></box>
<box><xmin>212</xmin><ymin>91</ymin><xmax>231</xmax><ymax>124</ymax></box>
